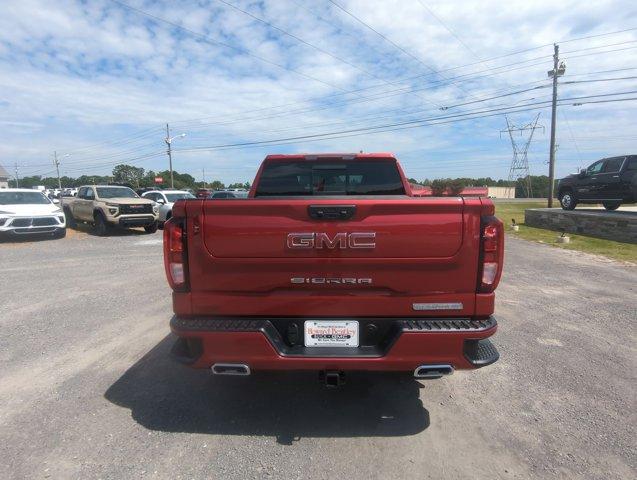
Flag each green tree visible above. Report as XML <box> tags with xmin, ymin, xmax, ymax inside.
<box><xmin>227</xmin><ymin>182</ymin><xmax>251</xmax><ymax>190</ymax></box>
<box><xmin>74</xmin><ymin>175</ymin><xmax>111</xmax><ymax>186</ymax></box>
<box><xmin>430</xmin><ymin>178</ymin><xmax>467</xmax><ymax>196</ymax></box>
<box><xmin>209</xmin><ymin>180</ymin><xmax>225</xmax><ymax>190</ymax></box>
<box><xmin>515</xmin><ymin>175</ymin><xmax>550</xmax><ymax>198</ymax></box>
<box><xmin>112</xmin><ymin>164</ymin><xmax>145</xmax><ymax>188</ymax></box>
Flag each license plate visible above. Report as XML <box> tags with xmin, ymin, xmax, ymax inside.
<box><xmin>304</xmin><ymin>320</ymin><xmax>359</xmax><ymax>347</ymax></box>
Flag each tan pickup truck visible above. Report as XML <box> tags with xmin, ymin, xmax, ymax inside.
<box><xmin>62</xmin><ymin>185</ymin><xmax>159</xmax><ymax>235</ymax></box>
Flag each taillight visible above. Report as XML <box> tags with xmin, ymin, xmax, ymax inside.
<box><xmin>164</xmin><ymin>218</ymin><xmax>188</xmax><ymax>291</ymax></box>
<box><xmin>478</xmin><ymin>216</ymin><xmax>504</xmax><ymax>293</ymax></box>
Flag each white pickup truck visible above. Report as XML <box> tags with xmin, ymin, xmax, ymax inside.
<box><xmin>63</xmin><ymin>185</ymin><xmax>159</xmax><ymax>235</ymax></box>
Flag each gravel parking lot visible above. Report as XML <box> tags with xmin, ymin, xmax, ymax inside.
<box><xmin>0</xmin><ymin>229</ymin><xmax>635</xmax><ymax>480</ymax></box>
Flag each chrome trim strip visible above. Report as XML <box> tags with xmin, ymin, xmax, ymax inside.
<box><xmin>412</xmin><ymin>302</ymin><xmax>463</xmax><ymax>311</ymax></box>
<box><xmin>211</xmin><ymin>363</ymin><xmax>251</xmax><ymax>376</ymax></box>
<box><xmin>413</xmin><ymin>364</ymin><xmax>454</xmax><ymax>378</ymax></box>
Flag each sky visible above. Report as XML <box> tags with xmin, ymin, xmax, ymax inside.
<box><xmin>0</xmin><ymin>0</ymin><xmax>636</xmax><ymax>184</ymax></box>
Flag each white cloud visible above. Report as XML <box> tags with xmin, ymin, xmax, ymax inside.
<box><xmin>0</xmin><ymin>0</ymin><xmax>636</xmax><ymax>183</ymax></box>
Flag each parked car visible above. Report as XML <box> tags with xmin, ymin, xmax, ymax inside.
<box><xmin>141</xmin><ymin>189</ymin><xmax>195</xmax><ymax>226</ymax></box>
<box><xmin>0</xmin><ymin>189</ymin><xmax>66</xmax><ymax>239</ymax></box>
<box><xmin>195</xmin><ymin>188</ymin><xmax>212</xmax><ymax>199</ymax></box>
<box><xmin>209</xmin><ymin>190</ymin><xmax>248</xmax><ymax>199</ymax></box>
<box><xmin>164</xmin><ymin>153</ymin><xmax>503</xmax><ymax>386</ymax></box>
<box><xmin>557</xmin><ymin>155</ymin><xmax>637</xmax><ymax>210</ymax></box>
<box><xmin>62</xmin><ymin>185</ymin><xmax>159</xmax><ymax>235</ymax></box>
<box><xmin>135</xmin><ymin>187</ymin><xmax>157</xmax><ymax>197</ymax></box>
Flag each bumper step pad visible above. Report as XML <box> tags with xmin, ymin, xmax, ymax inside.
<box><xmin>172</xmin><ymin>316</ymin><xmax>497</xmax><ymax>333</ymax></box>
<box><xmin>463</xmin><ymin>338</ymin><xmax>500</xmax><ymax>367</ymax></box>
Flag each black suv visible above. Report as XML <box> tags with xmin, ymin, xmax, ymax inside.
<box><xmin>557</xmin><ymin>155</ymin><xmax>637</xmax><ymax>210</ymax></box>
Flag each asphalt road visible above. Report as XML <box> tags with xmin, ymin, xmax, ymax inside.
<box><xmin>0</xmin><ymin>229</ymin><xmax>635</xmax><ymax>480</ymax></box>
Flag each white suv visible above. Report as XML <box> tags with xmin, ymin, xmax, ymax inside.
<box><xmin>0</xmin><ymin>189</ymin><xmax>66</xmax><ymax>239</ymax></box>
<box><xmin>141</xmin><ymin>190</ymin><xmax>195</xmax><ymax>226</ymax></box>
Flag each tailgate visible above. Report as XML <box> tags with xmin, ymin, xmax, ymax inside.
<box><xmin>202</xmin><ymin>198</ymin><xmax>464</xmax><ymax>258</ymax></box>
<box><xmin>185</xmin><ymin>197</ymin><xmax>483</xmax><ymax>317</ymax></box>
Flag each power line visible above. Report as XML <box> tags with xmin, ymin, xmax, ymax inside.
<box><xmin>563</xmin><ymin>75</ymin><xmax>637</xmax><ymax>85</ymax></box>
<box><xmin>570</xmin><ymin>96</ymin><xmax>637</xmax><ymax>106</ymax></box>
<box><xmin>164</xmin><ymin>39</ymin><xmax>634</xmax><ymax>131</ymax></box>
<box><xmin>44</xmin><ymin>80</ymin><xmax>634</xmax><ymax>176</ymax></box>
<box><xmin>212</xmin><ymin>0</ymin><xmax>442</xmax><ymax>108</ymax></box>
<box><xmin>169</xmin><ymin>48</ymin><xmax>521</xmax><ymax>128</ymax></box>
<box><xmin>170</xmin><ymin>42</ymin><xmax>634</xmax><ymax>131</ymax></box>
<box><xmin>111</xmin><ymin>0</ymin><xmax>356</xmax><ymax>93</ymax></box>
<box><xmin>172</xmin><ymin>48</ymin><xmax>627</xmax><ymax>133</ymax></box>
<box><xmin>173</xmin><ymin>57</ymin><xmax>553</xmax><ymax>131</ymax></box>
<box><xmin>559</xmin><ymin>109</ymin><xmax>583</xmax><ymax>164</ymax></box>
<box><xmin>563</xmin><ymin>45</ymin><xmax>637</xmax><ymax>60</ymax></box>
<box><xmin>288</xmin><ymin>0</ymin><xmax>407</xmax><ymax>67</ymax></box>
<box><xmin>214</xmin><ymin>0</ymin><xmax>375</xmax><ymax>76</ymax></box>
<box><xmin>563</xmin><ymin>66</ymin><xmax>637</xmax><ymax>77</ymax></box>
<box><xmin>181</xmin><ymin>80</ymin><xmax>552</xmax><ymax>141</ymax></box>
<box><xmin>55</xmin><ymin>141</ymin><xmax>163</xmax><ymax>165</ymax></box>
<box><xmin>441</xmin><ymin>84</ymin><xmax>550</xmax><ymax>110</ymax></box>
<box><xmin>171</xmin><ymin>96</ymin><xmax>636</xmax><ymax>155</ymax></box>
<box><xmin>58</xmin><ymin>152</ymin><xmax>166</xmax><ymax>173</ymax></box>
<box><xmin>56</xmin><ymin>126</ymin><xmax>164</xmax><ymax>155</ymax></box>
<box><xmin>327</xmin><ymin>0</ymin><xmax>437</xmax><ymax>71</ymax></box>
<box><xmin>414</xmin><ymin>0</ymin><xmax>481</xmax><ymax>58</ymax></box>
<box><xmin>172</xmin><ymin>92</ymin><xmax>637</xmax><ymax>154</ymax></box>
<box><xmin>326</xmin><ymin>0</ymin><xmax>477</xmax><ymax>99</ymax></box>
<box><xmin>561</xmin><ymin>39</ymin><xmax>637</xmax><ymax>54</ymax></box>
<box><xmin>46</xmin><ymin>11</ymin><xmax>636</xmax><ymax>164</ymax></box>
<box><xmin>559</xmin><ymin>26</ymin><xmax>637</xmax><ymax>44</ymax></box>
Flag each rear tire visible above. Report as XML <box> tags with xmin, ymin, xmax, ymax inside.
<box><xmin>144</xmin><ymin>222</ymin><xmax>158</xmax><ymax>234</ymax></box>
<box><xmin>559</xmin><ymin>191</ymin><xmax>577</xmax><ymax>210</ymax></box>
<box><xmin>64</xmin><ymin>208</ymin><xmax>77</xmax><ymax>229</ymax></box>
<box><xmin>93</xmin><ymin>212</ymin><xmax>109</xmax><ymax>236</ymax></box>
<box><xmin>158</xmin><ymin>211</ymin><xmax>171</xmax><ymax>230</ymax></box>
<box><xmin>603</xmin><ymin>201</ymin><xmax>621</xmax><ymax>211</ymax></box>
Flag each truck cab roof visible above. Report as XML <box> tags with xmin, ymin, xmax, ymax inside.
<box><xmin>263</xmin><ymin>153</ymin><xmax>396</xmax><ymax>161</ymax></box>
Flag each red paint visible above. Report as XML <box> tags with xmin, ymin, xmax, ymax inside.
<box><xmin>171</xmin><ymin>326</ymin><xmax>498</xmax><ymax>371</ymax></box>
<box><xmin>164</xmin><ymin>153</ymin><xmax>504</xmax><ymax>373</ymax></box>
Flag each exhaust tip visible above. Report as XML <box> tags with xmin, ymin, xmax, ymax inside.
<box><xmin>413</xmin><ymin>364</ymin><xmax>454</xmax><ymax>379</ymax></box>
<box><xmin>211</xmin><ymin>363</ymin><xmax>251</xmax><ymax>376</ymax></box>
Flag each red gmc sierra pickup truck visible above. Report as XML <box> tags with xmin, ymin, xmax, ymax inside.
<box><xmin>164</xmin><ymin>153</ymin><xmax>503</xmax><ymax>386</ymax></box>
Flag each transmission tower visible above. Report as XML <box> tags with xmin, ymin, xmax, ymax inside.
<box><xmin>501</xmin><ymin>114</ymin><xmax>544</xmax><ymax>198</ymax></box>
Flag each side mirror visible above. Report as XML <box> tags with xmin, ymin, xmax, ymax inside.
<box><xmin>156</xmin><ymin>198</ymin><xmax>166</xmax><ymax>205</ymax></box>
<box><xmin>52</xmin><ymin>198</ymin><xmax>60</xmax><ymax>204</ymax></box>
<box><xmin>578</xmin><ymin>169</ymin><xmax>587</xmax><ymax>178</ymax></box>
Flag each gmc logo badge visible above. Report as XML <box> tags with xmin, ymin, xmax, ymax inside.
<box><xmin>287</xmin><ymin>232</ymin><xmax>376</xmax><ymax>249</ymax></box>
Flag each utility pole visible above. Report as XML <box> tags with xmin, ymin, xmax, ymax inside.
<box><xmin>164</xmin><ymin>124</ymin><xmax>186</xmax><ymax>189</ymax></box>
<box><xmin>14</xmin><ymin>162</ymin><xmax>19</xmax><ymax>188</ymax></box>
<box><xmin>53</xmin><ymin>151</ymin><xmax>62</xmax><ymax>190</ymax></box>
<box><xmin>202</xmin><ymin>167</ymin><xmax>206</xmax><ymax>188</ymax></box>
<box><xmin>547</xmin><ymin>44</ymin><xmax>566</xmax><ymax>207</ymax></box>
<box><xmin>165</xmin><ymin>123</ymin><xmax>174</xmax><ymax>189</ymax></box>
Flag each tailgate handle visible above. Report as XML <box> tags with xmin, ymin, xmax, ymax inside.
<box><xmin>308</xmin><ymin>205</ymin><xmax>356</xmax><ymax>220</ymax></box>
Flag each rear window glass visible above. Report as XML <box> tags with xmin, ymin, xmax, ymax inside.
<box><xmin>255</xmin><ymin>160</ymin><xmax>405</xmax><ymax>196</ymax></box>
<box><xmin>626</xmin><ymin>157</ymin><xmax>637</xmax><ymax>171</ymax></box>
